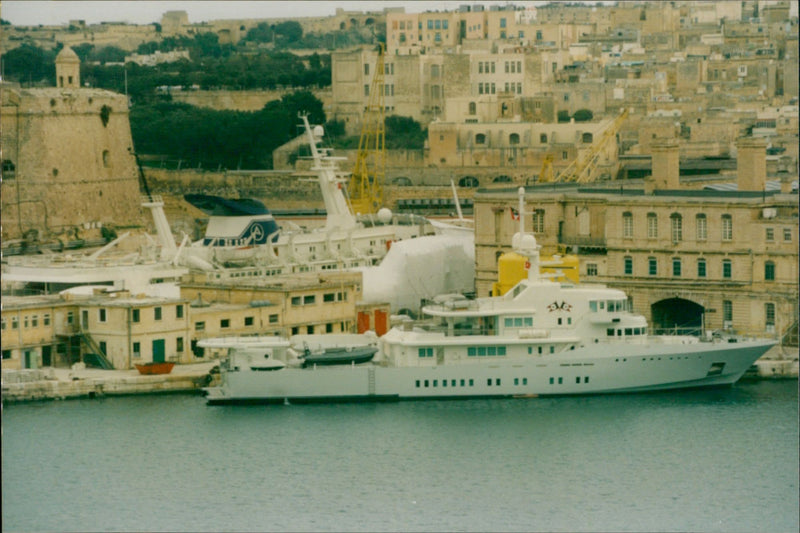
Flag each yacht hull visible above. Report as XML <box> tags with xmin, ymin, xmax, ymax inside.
<box><xmin>205</xmin><ymin>339</ymin><xmax>774</xmax><ymax>405</ymax></box>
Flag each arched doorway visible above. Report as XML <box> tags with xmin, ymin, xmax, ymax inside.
<box><xmin>651</xmin><ymin>298</ymin><xmax>704</xmax><ymax>335</ymax></box>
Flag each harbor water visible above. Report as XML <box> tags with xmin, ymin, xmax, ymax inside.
<box><xmin>2</xmin><ymin>381</ymin><xmax>798</xmax><ymax>533</ymax></box>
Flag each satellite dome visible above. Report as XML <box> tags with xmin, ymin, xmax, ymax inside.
<box><xmin>377</xmin><ymin>208</ymin><xmax>393</xmax><ymax>223</ymax></box>
<box><xmin>313</xmin><ymin>125</ymin><xmax>324</xmax><ymax>137</ymax></box>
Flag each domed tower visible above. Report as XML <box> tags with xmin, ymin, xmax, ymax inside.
<box><xmin>55</xmin><ymin>46</ymin><xmax>80</xmax><ymax>88</ymax></box>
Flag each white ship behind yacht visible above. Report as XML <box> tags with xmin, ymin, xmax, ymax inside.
<box><xmin>167</xmin><ymin>114</ymin><xmax>433</xmax><ymax>279</ymax></box>
<box><xmin>203</xmin><ymin>188</ymin><xmax>776</xmax><ymax>404</ymax></box>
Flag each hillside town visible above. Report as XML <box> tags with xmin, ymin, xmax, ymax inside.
<box><xmin>1</xmin><ymin>1</ymin><xmax>797</xmax><ymax>401</ymax></box>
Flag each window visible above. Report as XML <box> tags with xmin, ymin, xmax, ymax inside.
<box><xmin>154</xmin><ymin>307</ymin><xmax>162</xmax><ymax>321</ymax></box>
<box><xmin>176</xmin><ymin>337</ymin><xmax>184</xmax><ymax>352</ymax></box>
<box><xmin>176</xmin><ymin>305</ymin><xmax>184</xmax><ymax>319</ymax></box>
<box><xmin>418</xmin><ymin>347</ymin><xmax>434</xmax><ymax>358</ymax></box>
<box><xmin>721</xmin><ymin>215</ymin><xmax>733</xmax><ymax>241</ymax></box>
<box><xmin>624</xmin><ymin>256</ymin><xmax>633</xmax><ymax>275</ymax></box>
<box><xmin>766</xmin><ymin>228</ymin><xmax>774</xmax><ymax>242</ymax></box>
<box><xmin>784</xmin><ymin>228</ymin><xmax>792</xmax><ymax>241</ymax></box>
<box><xmin>12</xmin><ymin>316</ymin><xmax>19</xmax><ymax>329</ymax></box>
<box><xmin>509</xmin><ymin>133</ymin><xmax>520</xmax><ymax>145</ymax></box>
<box><xmin>532</xmin><ymin>209</ymin><xmax>545</xmax><ymax>233</ymax></box>
<box><xmin>623</xmin><ymin>212</ymin><xmax>633</xmax><ymax>238</ymax></box>
<box><xmin>364</xmin><ymin>63</ymin><xmax>369</xmax><ymax>75</ymax></box>
<box><xmin>765</xmin><ymin>303</ymin><xmax>775</xmax><ymax>332</ymax></box>
<box><xmin>697</xmin><ymin>258</ymin><xmax>707</xmax><ymax>278</ymax></box>
<box><xmin>672</xmin><ymin>257</ymin><xmax>682</xmax><ymax>277</ymax></box>
<box><xmin>2</xmin><ymin>350</ymin><xmax>10</xmax><ymax>360</ymax></box>
<box><xmin>364</xmin><ymin>85</ymin><xmax>369</xmax><ymax>97</ymax></box>
<box><xmin>220</xmin><ymin>319</ymin><xmax>230</xmax><ymax>329</ymax></box>
<box><xmin>431</xmin><ymin>64</ymin><xmax>439</xmax><ymax>77</ymax></box>
<box><xmin>670</xmin><ymin>213</ymin><xmax>682</xmax><ymax>242</ymax></box>
<box><xmin>269</xmin><ymin>314</ymin><xmax>279</xmax><ymax>324</ymax></box>
<box><xmin>291</xmin><ymin>296</ymin><xmax>302</xmax><ymax>306</ymax></box>
<box><xmin>500</xmin><ymin>18</ymin><xmax>506</xmax><ymax>28</ymax></box>
<box><xmin>469</xmin><ymin>102</ymin><xmax>476</xmax><ymax>115</ymax></box>
<box><xmin>245</xmin><ymin>316</ymin><xmax>255</xmax><ymax>326</ymax></box>
<box><xmin>132</xmin><ymin>342</ymin><xmax>141</xmax><ymax>357</ymax></box>
<box><xmin>324</xmin><ymin>293</ymin><xmax>335</xmax><ymax>303</ymax></box>
<box><xmin>132</xmin><ymin>309</ymin><xmax>140</xmax><ymax>323</ymax></box>
<box><xmin>99</xmin><ymin>309</ymin><xmax>107</xmax><ymax>322</ymax></box>
<box><xmin>648</xmin><ymin>257</ymin><xmax>658</xmax><ymax>276</ymax></box>
<box><xmin>696</xmin><ymin>214</ymin><xmax>707</xmax><ymax>241</ymax></box>
<box><xmin>304</xmin><ymin>295</ymin><xmax>315</xmax><ymax>305</ymax></box>
<box><xmin>475</xmin><ymin>133</ymin><xmax>486</xmax><ymax>145</ymax></box>
<box><xmin>764</xmin><ymin>261</ymin><xmax>775</xmax><ymax>281</ymax></box>
<box><xmin>647</xmin><ymin>213</ymin><xmax>658</xmax><ymax>239</ymax></box>
<box><xmin>587</xmin><ymin>263</ymin><xmax>598</xmax><ymax>276</ymax></box>
<box><xmin>562</xmin><ymin>151</ymin><xmax>568</xmax><ymax>160</ymax></box>
<box><xmin>195</xmin><ymin>321</ymin><xmax>205</xmax><ymax>331</ymax></box>
<box><xmin>536</xmin><ymin>30</ymin><xmax>542</xmax><ymax>40</ymax></box>
<box><xmin>723</xmin><ymin>259</ymin><xmax>732</xmax><ymax>279</ymax></box>
<box><xmin>99</xmin><ymin>341</ymin><xmax>106</xmax><ymax>355</ymax></box>
<box><xmin>540</xmin><ymin>133</ymin><xmax>547</xmax><ymax>143</ymax></box>
<box><xmin>67</xmin><ymin>311</ymin><xmax>73</xmax><ymax>325</ymax></box>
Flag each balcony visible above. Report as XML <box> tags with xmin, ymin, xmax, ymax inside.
<box><xmin>558</xmin><ymin>235</ymin><xmax>606</xmax><ymax>253</ymax></box>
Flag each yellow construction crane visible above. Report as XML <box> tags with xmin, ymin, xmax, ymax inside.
<box><xmin>348</xmin><ymin>43</ymin><xmax>386</xmax><ymax>215</ymax></box>
<box><xmin>540</xmin><ymin>108</ymin><xmax>629</xmax><ymax>184</ymax></box>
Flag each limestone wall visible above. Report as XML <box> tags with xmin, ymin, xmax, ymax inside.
<box><xmin>1</xmin><ymin>87</ymin><xmax>145</xmax><ymax>242</ymax></box>
<box><xmin>170</xmin><ymin>88</ymin><xmax>332</xmax><ymax>112</ymax></box>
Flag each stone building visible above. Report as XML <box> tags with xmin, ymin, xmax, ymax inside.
<box><xmin>0</xmin><ymin>48</ymin><xmax>144</xmax><ymax>244</ymax></box>
<box><xmin>0</xmin><ymin>270</ymin><xmax>388</xmax><ymax>371</ymax></box>
<box><xmin>472</xmin><ymin>137</ymin><xmax>798</xmax><ymax>340</ymax></box>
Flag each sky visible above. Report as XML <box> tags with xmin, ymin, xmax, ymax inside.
<box><xmin>0</xmin><ymin>1</ymin><xmax>539</xmax><ymax>26</ymax></box>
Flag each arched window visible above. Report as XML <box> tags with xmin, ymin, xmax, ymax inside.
<box><xmin>695</xmin><ymin>213</ymin><xmax>707</xmax><ymax>240</ymax></box>
<box><xmin>469</xmin><ymin>102</ymin><xmax>476</xmax><ymax>115</ymax></box>
<box><xmin>721</xmin><ymin>214</ymin><xmax>733</xmax><ymax>241</ymax></box>
<box><xmin>670</xmin><ymin>213</ymin><xmax>682</xmax><ymax>242</ymax></box>
<box><xmin>622</xmin><ymin>212</ymin><xmax>633</xmax><ymax>238</ymax></box>
<box><xmin>647</xmin><ymin>213</ymin><xmax>658</xmax><ymax>239</ymax></box>
<box><xmin>581</xmin><ymin>132</ymin><xmax>593</xmax><ymax>143</ymax></box>
<box><xmin>509</xmin><ymin>133</ymin><xmax>520</xmax><ymax>145</ymax></box>
<box><xmin>475</xmin><ymin>133</ymin><xmax>486</xmax><ymax>145</ymax></box>
<box><xmin>459</xmin><ymin>176</ymin><xmax>480</xmax><ymax>188</ymax></box>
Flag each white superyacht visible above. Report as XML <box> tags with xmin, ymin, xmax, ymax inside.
<box><xmin>203</xmin><ymin>188</ymin><xmax>776</xmax><ymax>404</ymax></box>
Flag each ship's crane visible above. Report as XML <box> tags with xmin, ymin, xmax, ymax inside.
<box><xmin>540</xmin><ymin>108</ymin><xmax>629</xmax><ymax>183</ymax></box>
<box><xmin>348</xmin><ymin>43</ymin><xmax>386</xmax><ymax>215</ymax></box>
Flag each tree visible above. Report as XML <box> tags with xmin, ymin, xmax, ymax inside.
<box><xmin>1</xmin><ymin>44</ymin><xmax>54</xmax><ymax>84</ymax></box>
<box><xmin>385</xmin><ymin>116</ymin><xmax>426</xmax><ymax>149</ymax></box>
<box><xmin>572</xmin><ymin>108</ymin><xmax>594</xmax><ymax>122</ymax></box>
<box><xmin>557</xmin><ymin>110</ymin><xmax>570</xmax><ymax>123</ymax></box>
<box><xmin>273</xmin><ymin>21</ymin><xmax>303</xmax><ymax>42</ymax></box>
